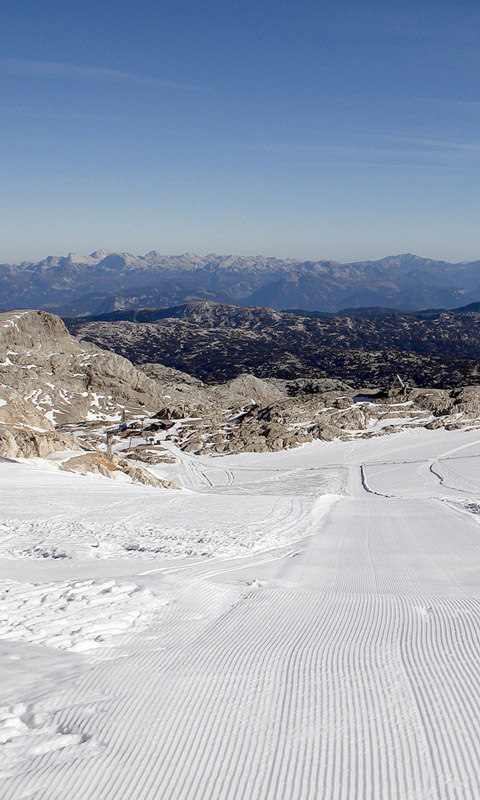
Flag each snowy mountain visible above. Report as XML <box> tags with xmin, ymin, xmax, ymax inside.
<box><xmin>2</xmin><ymin>250</ymin><xmax>480</xmax><ymax>314</ymax></box>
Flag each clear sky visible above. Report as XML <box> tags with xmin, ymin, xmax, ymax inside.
<box><xmin>1</xmin><ymin>0</ymin><xmax>480</xmax><ymax>264</ymax></box>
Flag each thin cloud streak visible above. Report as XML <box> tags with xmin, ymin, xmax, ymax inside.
<box><xmin>291</xmin><ymin>161</ymin><xmax>457</xmax><ymax>171</ymax></box>
<box><xmin>0</xmin><ymin>57</ymin><xmax>204</xmax><ymax>91</ymax></box>
<box><xmin>232</xmin><ymin>141</ymin><xmax>480</xmax><ymax>163</ymax></box>
<box><xmin>417</xmin><ymin>96</ymin><xmax>480</xmax><ymax>110</ymax></box>
<box><xmin>357</xmin><ymin>133</ymin><xmax>480</xmax><ymax>151</ymax></box>
<box><xmin>0</xmin><ymin>104</ymin><xmax>172</xmax><ymax>122</ymax></box>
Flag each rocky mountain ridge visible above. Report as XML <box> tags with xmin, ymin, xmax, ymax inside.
<box><xmin>2</xmin><ymin>250</ymin><xmax>480</xmax><ymax>315</ymax></box>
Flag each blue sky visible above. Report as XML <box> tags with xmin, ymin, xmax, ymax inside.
<box><xmin>1</xmin><ymin>0</ymin><xmax>480</xmax><ymax>263</ymax></box>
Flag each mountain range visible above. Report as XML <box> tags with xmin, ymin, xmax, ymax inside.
<box><xmin>3</xmin><ymin>250</ymin><xmax>480</xmax><ymax>314</ymax></box>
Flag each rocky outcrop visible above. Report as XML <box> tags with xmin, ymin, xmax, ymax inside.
<box><xmin>211</xmin><ymin>374</ymin><xmax>283</xmax><ymax>408</ymax></box>
<box><xmin>0</xmin><ymin>426</ymin><xmax>78</xmax><ymax>459</ymax></box>
<box><xmin>449</xmin><ymin>386</ymin><xmax>480</xmax><ymax>416</ymax></box>
<box><xmin>408</xmin><ymin>389</ymin><xmax>453</xmax><ymax>417</ymax></box>
<box><xmin>124</xmin><ymin>445</ymin><xmax>177</xmax><ymax>464</ymax></box>
<box><xmin>174</xmin><ymin>392</ymin><xmax>364</xmax><ymax>456</ymax></box>
<box><xmin>116</xmin><ymin>458</ymin><xmax>179</xmax><ymax>489</ymax></box>
<box><xmin>409</xmin><ymin>386</ymin><xmax>480</xmax><ymax>418</ymax></box>
<box><xmin>286</xmin><ymin>378</ymin><xmax>353</xmax><ymax>396</ymax></box>
<box><xmin>60</xmin><ymin>452</ymin><xmax>180</xmax><ymax>488</ymax></box>
<box><xmin>0</xmin><ymin>310</ymin><xmax>185</xmax><ymax>479</ymax></box>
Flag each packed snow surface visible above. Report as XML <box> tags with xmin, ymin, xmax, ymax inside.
<box><xmin>2</xmin><ymin>428</ymin><xmax>480</xmax><ymax>798</ymax></box>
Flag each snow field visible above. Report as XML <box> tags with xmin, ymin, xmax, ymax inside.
<box><xmin>0</xmin><ymin>700</ymin><xmax>89</xmax><ymax>779</ymax></box>
<box><xmin>2</xmin><ymin>428</ymin><xmax>480</xmax><ymax>798</ymax></box>
<box><xmin>0</xmin><ymin>578</ymin><xmax>170</xmax><ymax>653</ymax></box>
<box><xmin>0</xmin><ymin>458</ymin><xmax>345</xmax><ymax>560</ymax></box>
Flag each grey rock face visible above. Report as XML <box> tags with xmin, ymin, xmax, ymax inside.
<box><xmin>450</xmin><ymin>386</ymin><xmax>480</xmax><ymax>416</ymax></box>
<box><xmin>0</xmin><ymin>385</ymin><xmax>55</xmax><ymax>430</ymax></box>
<box><xmin>408</xmin><ymin>386</ymin><xmax>480</xmax><ymax>418</ymax></box>
<box><xmin>211</xmin><ymin>374</ymin><xmax>283</xmax><ymax>408</ymax></box>
<box><xmin>0</xmin><ymin>309</ymin><xmax>180</xmax><ymax>469</ymax></box>
<box><xmin>0</xmin><ymin>426</ymin><xmax>77</xmax><ymax>459</ymax></box>
<box><xmin>0</xmin><ymin>309</ymin><xmax>169</xmax><ymax>425</ymax></box>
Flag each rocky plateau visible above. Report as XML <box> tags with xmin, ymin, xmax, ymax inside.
<box><xmin>1</xmin><ymin>309</ymin><xmax>480</xmax><ymax>472</ymax></box>
<box><xmin>68</xmin><ymin>300</ymin><xmax>480</xmax><ymax>387</ymax></box>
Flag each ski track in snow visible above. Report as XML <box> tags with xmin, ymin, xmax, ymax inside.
<box><xmin>2</xmin><ymin>429</ymin><xmax>480</xmax><ymax>798</ymax></box>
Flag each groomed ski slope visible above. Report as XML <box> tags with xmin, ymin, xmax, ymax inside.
<box><xmin>2</xmin><ymin>427</ymin><xmax>480</xmax><ymax>798</ymax></box>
